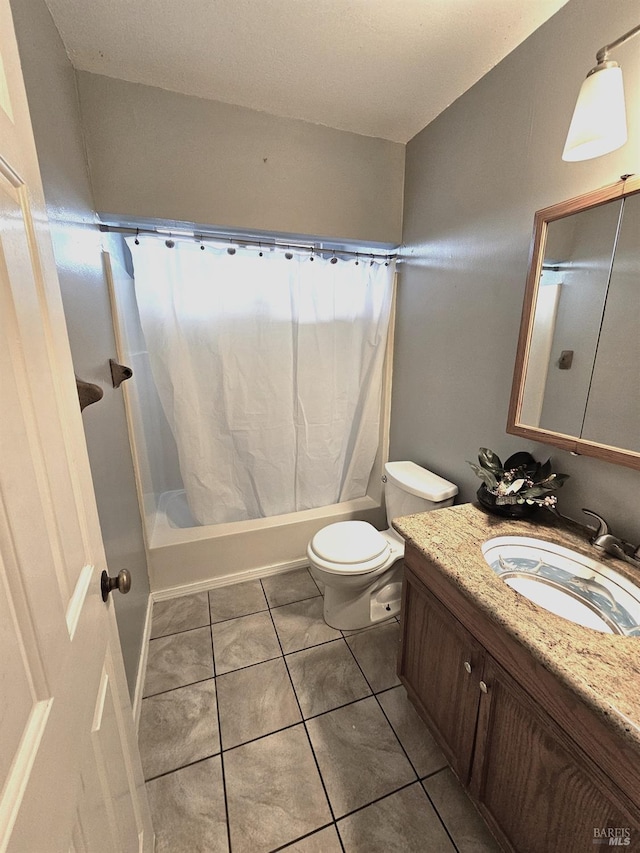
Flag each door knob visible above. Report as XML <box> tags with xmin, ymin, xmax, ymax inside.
<box><xmin>479</xmin><ymin>680</ymin><xmax>488</xmax><ymax>694</ymax></box>
<box><xmin>463</xmin><ymin>661</ymin><xmax>472</xmax><ymax>674</ymax></box>
<box><xmin>101</xmin><ymin>569</ymin><xmax>132</xmax><ymax>602</ymax></box>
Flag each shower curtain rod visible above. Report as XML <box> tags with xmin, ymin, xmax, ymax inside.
<box><xmin>99</xmin><ymin>224</ymin><xmax>397</xmax><ymax>261</ymax></box>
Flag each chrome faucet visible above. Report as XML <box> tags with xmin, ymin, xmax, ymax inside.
<box><xmin>582</xmin><ymin>509</ymin><xmax>640</xmax><ymax>568</ymax></box>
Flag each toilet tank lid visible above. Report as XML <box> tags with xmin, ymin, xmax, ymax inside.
<box><xmin>384</xmin><ymin>461</ymin><xmax>458</xmax><ymax>502</ymax></box>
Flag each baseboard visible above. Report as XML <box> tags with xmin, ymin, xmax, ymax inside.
<box><xmin>132</xmin><ymin>595</ymin><xmax>153</xmax><ymax>730</ymax></box>
<box><xmin>151</xmin><ymin>556</ymin><xmax>310</xmax><ymax>602</ymax></box>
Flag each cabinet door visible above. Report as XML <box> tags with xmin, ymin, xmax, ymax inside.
<box><xmin>471</xmin><ymin>656</ymin><xmax>638</xmax><ymax>853</ymax></box>
<box><xmin>399</xmin><ymin>569</ymin><xmax>485</xmax><ymax>783</ymax></box>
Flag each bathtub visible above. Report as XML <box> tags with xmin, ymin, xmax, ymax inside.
<box><xmin>104</xmin><ymin>246</ymin><xmax>393</xmax><ymax>598</ymax></box>
<box><xmin>147</xmin><ymin>488</ymin><xmax>386</xmax><ymax>595</ymax></box>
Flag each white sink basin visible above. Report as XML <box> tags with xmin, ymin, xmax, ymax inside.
<box><xmin>482</xmin><ymin>536</ymin><xmax>640</xmax><ymax>636</ymax></box>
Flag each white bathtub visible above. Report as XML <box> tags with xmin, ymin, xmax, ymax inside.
<box><xmin>147</xmin><ymin>488</ymin><xmax>386</xmax><ymax>595</ymax></box>
<box><xmin>105</xmin><ymin>246</ymin><xmax>393</xmax><ymax>598</ymax></box>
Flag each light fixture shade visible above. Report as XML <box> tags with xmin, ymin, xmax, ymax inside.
<box><xmin>562</xmin><ymin>65</ymin><xmax>627</xmax><ymax>162</ymax></box>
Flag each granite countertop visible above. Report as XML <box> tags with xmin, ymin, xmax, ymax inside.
<box><xmin>393</xmin><ymin>502</ymin><xmax>640</xmax><ymax>749</ymax></box>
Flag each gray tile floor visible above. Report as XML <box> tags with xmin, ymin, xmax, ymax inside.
<box><xmin>140</xmin><ymin>567</ymin><xmax>500</xmax><ymax>853</ymax></box>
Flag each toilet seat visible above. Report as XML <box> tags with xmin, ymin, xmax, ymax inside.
<box><xmin>307</xmin><ymin>521</ymin><xmax>393</xmax><ymax>575</ymax></box>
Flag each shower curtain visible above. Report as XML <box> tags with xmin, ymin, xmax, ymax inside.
<box><xmin>127</xmin><ymin>236</ymin><xmax>395</xmax><ymax>525</ymax></box>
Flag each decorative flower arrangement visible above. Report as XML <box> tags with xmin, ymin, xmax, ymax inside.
<box><xmin>468</xmin><ymin>448</ymin><xmax>569</xmax><ymax>508</ymax></box>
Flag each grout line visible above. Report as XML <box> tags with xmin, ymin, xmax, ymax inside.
<box><xmin>342</xmin><ymin>628</ymin><xmax>459</xmax><ymax>849</ymax></box>
<box><xmin>373</xmin><ymin>685</ymin><xmax>420</xmax><ymax>776</ymax></box>
<box><xmin>267</xmin><ymin>821</ymin><xmax>337</xmax><ymax>853</ymax></box>
<box><xmin>359</xmin><ymin>622</ymin><xmax>460</xmax><ymax>850</ymax></box>
<box><xmin>266</xmin><ymin>591</ymin><xmax>322</xmax><ymax>611</ymax></box>
<box><xmin>309</xmin><ymin>572</ymin><xmax>323</xmax><ymax>595</ymax></box>
<box><xmin>149</xmin><ymin>619</ymin><xmax>212</xmax><ymax>641</ymax></box>
<box><xmin>420</xmin><ymin>765</ymin><xmax>450</xmax><ymax>782</ymax></box>
<box><xmin>142</xmin><ymin>674</ymin><xmax>215</xmax><ymax>700</ymax></box>
<box><xmin>282</xmin><ymin>634</ymin><xmax>348</xmax><ymax>659</ymax></box>
<box><xmin>207</xmin><ymin>589</ymin><xmax>322</xmax><ymax>629</ymax></box>
<box><xmin>144</xmin><ymin>750</ymin><xmax>222</xmax><ymax>784</ymax></box>
<box><xmin>420</xmin><ymin>778</ymin><xmax>461</xmax><ymax>853</ymax></box>
<box><xmin>214</xmin><ymin>651</ymin><xmax>283</xmax><ymax>678</ymax></box>
<box><xmin>151</xmin><ymin>580</ymin><xmax>461</xmax><ymax>852</ymax></box>
<box><xmin>221</xmin><ymin>719</ymin><xmax>304</xmax><ymax>755</ymax></box>
<box><xmin>148</xmin><ymin>622</ymin><xmax>212</xmax><ymax>643</ymax></box>
<box><xmin>333</xmin><ymin>777</ymin><xmax>420</xmax><ymax>823</ymax></box>
<box><xmin>375</xmin><ymin>695</ymin><xmax>458</xmax><ymax>850</ymax></box>
<box><xmin>261</xmin><ymin>578</ymin><xmax>343</xmax><ymax>846</ymax></box>
<box><xmin>208</xmin><ymin>611</ymin><xmax>233</xmax><ymax>853</ymax></box>
<box><xmin>210</xmin><ymin>605</ymin><xmax>270</xmax><ymax>626</ymax></box>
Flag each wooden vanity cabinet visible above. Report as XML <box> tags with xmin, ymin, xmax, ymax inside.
<box><xmin>398</xmin><ymin>549</ymin><xmax>640</xmax><ymax>853</ymax></box>
<box><xmin>400</xmin><ymin>568</ymin><xmax>483</xmax><ymax>783</ymax></box>
<box><xmin>470</xmin><ymin>655</ymin><xmax>631</xmax><ymax>851</ymax></box>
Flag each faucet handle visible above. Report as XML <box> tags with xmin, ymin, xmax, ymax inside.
<box><xmin>582</xmin><ymin>509</ymin><xmax>610</xmax><ymax>540</ymax></box>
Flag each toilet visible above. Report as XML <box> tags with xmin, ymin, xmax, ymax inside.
<box><xmin>307</xmin><ymin>461</ymin><xmax>458</xmax><ymax>630</ymax></box>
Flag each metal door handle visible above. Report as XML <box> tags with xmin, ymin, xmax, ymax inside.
<box><xmin>101</xmin><ymin>569</ymin><xmax>131</xmax><ymax>601</ymax></box>
<box><xmin>479</xmin><ymin>680</ymin><xmax>488</xmax><ymax>694</ymax></box>
<box><xmin>463</xmin><ymin>661</ymin><xmax>472</xmax><ymax>674</ymax></box>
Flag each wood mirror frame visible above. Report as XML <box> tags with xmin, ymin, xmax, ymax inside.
<box><xmin>507</xmin><ymin>174</ymin><xmax>640</xmax><ymax>471</ymax></box>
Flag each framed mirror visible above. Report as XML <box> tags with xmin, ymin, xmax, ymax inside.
<box><xmin>507</xmin><ymin>175</ymin><xmax>640</xmax><ymax>470</ymax></box>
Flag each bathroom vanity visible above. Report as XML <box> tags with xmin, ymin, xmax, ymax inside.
<box><xmin>395</xmin><ymin>503</ymin><xmax>640</xmax><ymax>853</ymax></box>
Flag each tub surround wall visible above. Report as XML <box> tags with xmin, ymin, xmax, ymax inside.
<box><xmin>10</xmin><ymin>0</ymin><xmax>151</xmax><ymax>696</ymax></box>
<box><xmin>392</xmin><ymin>0</ymin><xmax>640</xmax><ymax>542</ymax></box>
<box><xmin>105</xmin><ymin>244</ymin><xmax>182</xmax><ymax>508</ymax></box>
<box><xmin>75</xmin><ymin>71</ymin><xmax>405</xmax><ymax>246</ymax></box>
<box><xmin>108</xmin><ymin>236</ymin><xmax>391</xmax><ymax>593</ymax></box>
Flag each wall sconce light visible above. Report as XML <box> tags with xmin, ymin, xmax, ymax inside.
<box><xmin>562</xmin><ymin>23</ymin><xmax>640</xmax><ymax>162</ymax></box>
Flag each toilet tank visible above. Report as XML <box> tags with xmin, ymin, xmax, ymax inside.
<box><xmin>383</xmin><ymin>461</ymin><xmax>458</xmax><ymax>522</ymax></box>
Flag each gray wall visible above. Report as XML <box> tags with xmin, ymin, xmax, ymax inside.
<box><xmin>392</xmin><ymin>0</ymin><xmax>640</xmax><ymax>542</ymax></box>
<box><xmin>76</xmin><ymin>72</ymin><xmax>405</xmax><ymax>245</ymax></box>
<box><xmin>10</xmin><ymin>0</ymin><xmax>150</xmax><ymax>696</ymax></box>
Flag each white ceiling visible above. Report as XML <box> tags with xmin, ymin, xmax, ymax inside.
<box><xmin>43</xmin><ymin>0</ymin><xmax>570</xmax><ymax>143</ymax></box>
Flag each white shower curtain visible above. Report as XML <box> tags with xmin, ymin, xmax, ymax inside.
<box><xmin>127</xmin><ymin>236</ymin><xmax>395</xmax><ymax>525</ymax></box>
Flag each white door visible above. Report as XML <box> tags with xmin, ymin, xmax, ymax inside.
<box><xmin>0</xmin><ymin>3</ymin><xmax>153</xmax><ymax>851</ymax></box>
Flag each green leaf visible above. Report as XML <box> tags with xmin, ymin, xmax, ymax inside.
<box><xmin>478</xmin><ymin>448</ymin><xmax>503</xmax><ymax>473</ymax></box>
<box><xmin>467</xmin><ymin>462</ymin><xmax>498</xmax><ymax>489</ymax></box>
<box><xmin>539</xmin><ymin>459</ymin><xmax>552</xmax><ymax>479</ymax></box>
<box><xmin>521</xmin><ymin>484</ymin><xmax>550</xmax><ymax>498</ymax></box>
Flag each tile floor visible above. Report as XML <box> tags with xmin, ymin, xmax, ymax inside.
<box><xmin>139</xmin><ymin>567</ymin><xmax>501</xmax><ymax>853</ymax></box>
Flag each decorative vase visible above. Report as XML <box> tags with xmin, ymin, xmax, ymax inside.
<box><xmin>476</xmin><ymin>485</ymin><xmax>538</xmax><ymax>519</ymax></box>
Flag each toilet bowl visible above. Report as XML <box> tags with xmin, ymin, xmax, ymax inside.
<box><xmin>307</xmin><ymin>461</ymin><xmax>458</xmax><ymax>630</ymax></box>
